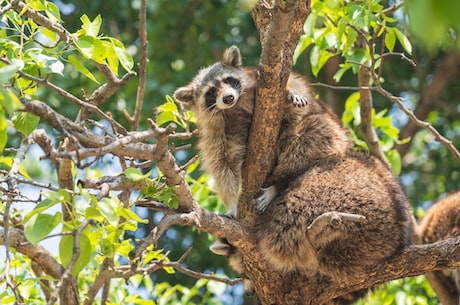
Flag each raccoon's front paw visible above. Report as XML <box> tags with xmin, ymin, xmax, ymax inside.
<box><xmin>256</xmin><ymin>185</ymin><xmax>278</xmax><ymax>212</ymax></box>
<box><xmin>288</xmin><ymin>89</ymin><xmax>309</xmax><ymax>107</ymax></box>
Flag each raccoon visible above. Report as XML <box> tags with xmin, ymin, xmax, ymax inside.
<box><xmin>256</xmin><ymin>152</ymin><xmax>414</xmax><ymax>283</ymax></box>
<box><xmin>419</xmin><ymin>191</ymin><xmax>460</xmax><ymax>305</ymax></box>
<box><xmin>173</xmin><ymin>45</ymin><xmax>352</xmax><ymax>215</ymax></box>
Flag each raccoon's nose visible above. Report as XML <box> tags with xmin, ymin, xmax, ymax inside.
<box><xmin>223</xmin><ymin>94</ymin><xmax>235</xmax><ymax>105</ymax></box>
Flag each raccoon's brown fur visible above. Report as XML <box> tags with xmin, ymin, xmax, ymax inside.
<box><xmin>173</xmin><ymin>45</ymin><xmax>352</xmax><ymax>215</ymax></box>
<box><xmin>256</xmin><ymin>152</ymin><xmax>414</xmax><ymax>283</ymax></box>
<box><xmin>419</xmin><ymin>191</ymin><xmax>460</xmax><ymax>305</ymax></box>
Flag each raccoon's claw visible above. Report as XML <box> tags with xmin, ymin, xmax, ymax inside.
<box><xmin>256</xmin><ymin>185</ymin><xmax>278</xmax><ymax>212</ymax></box>
<box><xmin>288</xmin><ymin>90</ymin><xmax>309</xmax><ymax>107</ymax></box>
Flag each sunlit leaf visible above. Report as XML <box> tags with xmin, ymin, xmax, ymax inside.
<box><xmin>0</xmin><ymin>109</ymin><xmax>7</xmax><ymax>152</ymax></box>
<box><xmin>12</xmin><ymin>112</ymin><xmax>40</xmax><ymax>136</ymax></box>
<box><xmin>118</xmin><ymin>207</ymin><xmax>148</xmax><ymax>224</ymax></box>
<box><xmin>59</xmin><ymin>232</ymin><xmax>92</xmax><ymax>277</ymax></box>
<box><xmin>68</xmin><ymin>54</ymin><xmax>99</xmax><ymax>83</ymax></box>
<box><xmin>98</xmin><ymin>198</ymin><xmax>119</xmax><ymax>225</ymax></box>
<box><xmin>24</xmin><ymin>213</ymin><xmax>62</xmax><ymax>246</ymax></box>
<box><xmin>114</xmin><ymin>46</ymin><xmax>134</xmax><ymax>72</ymax></box>
<box><xmin>74</xmin><ymin>35</ymin><xmax>95</xmax><ymax>60</ymax></box>
<box><xmin>385</xmin><ymin>28</ymin><xmax>396</xmax><ymax>52</ymax></box>
<box><xmin>80</xmin><ymin>14</ymin><xmax>102</xmax><ymax>37</ymax></box>
<box><xmin>393</xmin><ymin>28</ymin><xmax>413</xmax><ymax>55</ymax></box>
<box><xmin>125</xmin><ymin>168</ymin><xmax>152</xmax><ymax>181</ymax></box>
<box><xmin>0</xmin><ymin>59</ymin><xmax>24</xmax><ymax>84</ymax></box>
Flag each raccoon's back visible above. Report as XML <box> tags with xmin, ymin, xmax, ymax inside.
<box><xmin>256</xmin><ymin>152</ymin><xmax>413</xmax><ymax>282</ymax></box>
<box><xmin>419</xmin><ymin>191</ymin><xmax>460</xmax><ymax>244</ymax></box>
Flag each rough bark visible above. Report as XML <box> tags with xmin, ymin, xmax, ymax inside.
<box><xmin>240</xmin><ymin>0</ymin><xmax>309</xmax><ymax>223</ymax></box>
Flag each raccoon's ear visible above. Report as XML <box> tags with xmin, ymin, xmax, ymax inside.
<box><xmin>173</xmin><ymin>86</ymin><xmax>195</xmax><ymax>104</ymax></box>
<box><xmin>223</xmin><ymin>45</ymin><xmax>242</xmax><ymax>68</ymax></box>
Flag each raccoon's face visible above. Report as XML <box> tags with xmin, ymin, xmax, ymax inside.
<box><xmin>199</xmin><ymin>73</ymin><xmax>242</xmax><ymax>110</ymax></box>
<box><xmin>173</xmin><ymin>46</ymin><xmax>249</xmax><ymax>114</ymax></box>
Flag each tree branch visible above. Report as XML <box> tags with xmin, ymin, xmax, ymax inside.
<box><xmin>358</xmin><ymin>66</ymin><xmax>390</xmax><ymax>168</ymax></box>
<box><xmin>130</xmin><ymin>0</ymin><xmax>148</xmax><ymax>131</ymax></box>
<box><xmin>130</xmin><ymin>204</ymin><xmax>247</xmax><ymax>260</ymax></box>
<box><xmin>240</xmin><ymin>0</ymin><xmax>310</xmax><ymax>223</ymax></box>
<box><xmin>327</xmin><ymin>237</ymin><xmax>460</xmax><ymax>302</ymax></box>
<box><xmin>0</xmin><ymin>228</ymin><xmax>64</xmax><ymax>279</ymax></box>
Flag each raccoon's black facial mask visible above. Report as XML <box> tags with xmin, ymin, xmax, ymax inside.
<box><xmin>205</xmin><ymin>87</ymin><xmax>217</xmax><ymax>109</ymax></box>
<box><xmin>223</xmin><ymin>77</ymin><xmax>241</xmax><ymax>91</ymax></box>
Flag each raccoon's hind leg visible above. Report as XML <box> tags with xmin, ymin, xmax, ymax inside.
<box><xmin>288</xmin><ymin>88</ymin><xmax>309</xmax><ymax>107</ymax></box>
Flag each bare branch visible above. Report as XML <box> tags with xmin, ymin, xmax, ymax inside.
<box><xmin>78</xmin><ymin>175</ymin><xmax>159</xmax><ymax>191</ymax></box>
<box><xmin>396</xmin><ymin>51</ymin><xmax>460</xmax><ymax>158</ymax></box>
<box><xmin>159</xmin><ymin>260</ymin><xmax>243</xmax><ymax>285</ymax></box>
<box><xmin>328</xmin><ymin>237</ymin><xmax>460</xmax><ymax>302</ymax></box>
<box><xmin>358</xmin><ymin>66</ymin><xmax>390</xmax><ymax>167</ymax></box>
<box><xmin>130</xmin><ymin>205</ymin><xmax>246</xmax><ymax>260</ymax></box>
<box><xmin>131</xmin><ymin>0</ymin><xmax>148</xmax><ymax>131</ymax></box>
<box><xmin>374</xmin><ymin>83</ymin><xmax>460</xmax><ymax>164</ymax></box>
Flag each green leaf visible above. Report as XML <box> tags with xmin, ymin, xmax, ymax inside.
<box><xmin>24</xmin><ymin>213</ymin><xmax>62</xmax><ymax>246</ymax></box>
<box><xmin>156</xmin><ymin>111</ymin><xmax>177</xmax><ymax>127</ymax></box>
<box><xmin>0</xmin><ymin>109</ymin><xmax>7</xmax><ymax>152</ymax></box>
<box><xmin>91</xmin><ymin>37</ymin><xmax>107</xmax><ymax>64</ymax></box>
<box><xmin>68</xmin><ymin>54</ymin><xmax>99</xmax><ymax>83</ymax></box>
<box><xmin>59</xmin><ymin>232</ymin><xmax>92</xmax><ymax>277</ymax></box>
<box><xmin>44</xmin><ymin>1</ymin><xmax>61</xmax><ymax>22</ymax></box>
<box><xmin>386</xmin><ymin>149</ymin><xmax>401</xmax><ymax>175</ymax></box>
<box><xmin>118</xmin><ymin>207</ymin><xmax>148</xmax><ymax>224</ymax></box>
<box><xmin>114</xmin><ymin>45</ymin><xmax>134</xmax><ymax>72</ymax></box>
<box><xmin>36</xmin><ymin>53</ymin><xmax>64</xmax><ymax>75</ymax></box>
<box><xmin>80</xmin><ymin>14</ymin><xmax>102</xmax><ymax>37</ymax></box>
<box><xmin>12</xmin><ymin>112</ymin><xmax>40</xmax><ymax>136</ymax></box>
<box><xmin>125</xmin><ymin>168</ymin><xmax>152</xmax><ymax>181</ymax></box>
<box><xmin>42</xmin><ymin>189</ymin><xmax>71</xmax><ymax>203</ymax></box>
<box><xmin>342</xmin><ymin>92</ymin><xmax>361</xmax><ymax>126</ymax></box>
<box><xmin>98</xmin><ymin>198</ymin><xmax>119</xmax><ymax>225</ymax></box>
<box><xmin>24</xmin><ymin>200</ymin><xmax>60</xmax><ymax>227</ymax></box>
<box><xmin>393</xmin><ymin>28</ymin><xmax>412</xmax><ymax>55</ymax></box>
<box><xmin>74</xmin><ymin>35</ymin><xmax>96</xmax><ymax>60</ymax></box>
<box><xmin>103</xmin><ymin>40</ymin><xmax>119</xmax><ymax>76</ymax></box>
<box><xmin>293</xmin><ymin>35</ymin><xmax>311</xmax><ymax>64</ymax></box>
<box><xmin>0</xmin><ymin>59</ymin><xmax>24</xmax><ymax>84</ymax></box>
<box><xmin>385</xmin><ymin>28</ymin><xmax>396</xmax><ymax>52</ymax></box>
<box><xmin>110</xmin><ymin>38</ymin><xmax>134</xmax><ymax>71</ymax></box>
<box><xmin>100</xmin><ymin>238</ymin><xmax>114</xmax><ymax>257</ymax></box>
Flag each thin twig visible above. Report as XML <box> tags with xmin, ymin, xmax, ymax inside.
<box><xmin>375</xmin><ymin>85</ymin><xmax>460</xmax><ymax>164</ymax></box>
<box><xmin>358</xmin><ymin>66</ymin><xmax>390</xmax><ymax>168</ymax></box>
<box><xmin>131</xmin><ymin>0</ymin><xmax>148</xmax><ymax>131</ymax></box>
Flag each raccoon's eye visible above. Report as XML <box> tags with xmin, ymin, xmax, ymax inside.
<box><xmin>223</xmin><ymin>77</ymin><xmax>241</xmax><ymax>91</ymax></box>
<box><xmin>206</xmin><ymin>88</ymin><xmax>217</xmax><ymax>98</ymax></box>
<box><xmin>205</xmin><ymin>88</ymin><xmax>217</xmax><ymax>109</ymax></box>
